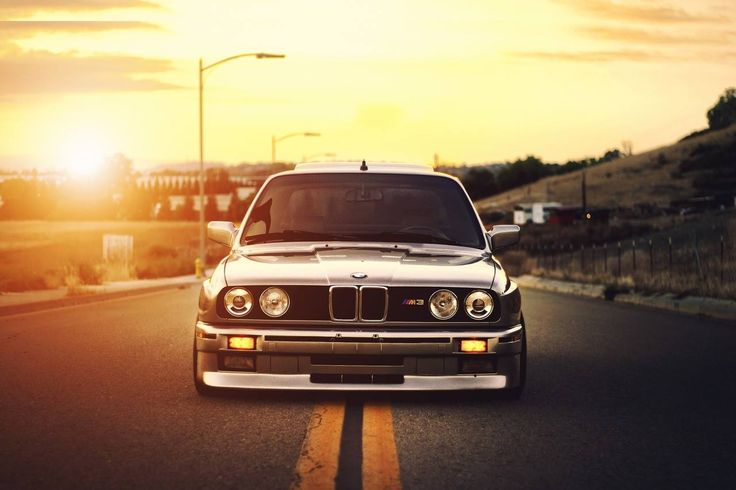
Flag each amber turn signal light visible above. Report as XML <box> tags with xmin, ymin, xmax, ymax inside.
<box><xmin>228</xmin><ymin>336</ymin><xmax>256</xmax><ymax>350</ymax></box>
<box><xmin>460</xmin><ymin>339</ymin><xmax>488</xmax><ymax>353</ymax></box>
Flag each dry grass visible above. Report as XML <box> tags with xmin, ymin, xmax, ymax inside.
<box><xmin>476</xmin><ymin>125</ymin><xmax>736</xmax><ymax>212</ymax></box>
<box><xmin>501</xmin><ymin>215</ymin><xmax>736</xmax><ymax>300</ymax></box>
<box><xmin>0</xmin><ymin>221</ymin><xmax>230</xmax><ymax>292</ymax></box>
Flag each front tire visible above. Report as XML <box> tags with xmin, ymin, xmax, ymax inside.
<box><xmin>193</xmin><ymin>337</ymin><xmax>219</xmax><ymax>396</ymax></box>
<box><xmin>503</xmin><ymin>315</ymin><xmax>527</xmax><ymax>399</ymax></box>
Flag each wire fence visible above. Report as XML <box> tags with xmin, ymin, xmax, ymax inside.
<box><xmin>518</xmin><ymin>228</ymin><xmax>735</xmax><ymax>300</ymax></box>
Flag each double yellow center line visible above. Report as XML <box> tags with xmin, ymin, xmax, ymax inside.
<box><xmin>292</xmin><ymin>399</ymin><xmax>401</xmax><ymax>490</ymax></box>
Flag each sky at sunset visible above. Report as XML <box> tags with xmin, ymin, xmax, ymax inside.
<box><xmin>0</xmin><ymin>0</ymin><xmax>734</xmax><ymax>172</ymax></box>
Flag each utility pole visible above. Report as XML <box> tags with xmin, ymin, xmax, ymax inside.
<box><xmin>197</xmin><ymin>52</ymin><xmax>285</xmax><ymax>276</ymax></box>
<box><xmin>581</xmin><ymin>171</ymin><xmax>587</xmax><ymax>215</ymax></box>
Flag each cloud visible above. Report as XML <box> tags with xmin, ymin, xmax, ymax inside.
<box><xmin>578</xmin><ymin>25</ymin><xmax>732</xmax><ymax>45</ymax></box>
<box><xmin>0</xmin><ymin>46</ymin><xmax>180</xmax><ymax>93</ymax></box>
<box><xmin>0</xmin><ymin>0</ymin><xmax>160</xmax><ymax>15</ymax></box>
<box><xmin>507</xmin><ymin>49</ymin><xmax>673</xmax><ymax>62</ymax></box>
<box><xmin>0</xmin><ymin>20</ymin><xmax>161</xmax><ymax>36</ymax></box>
<box><xmin>555</xmin><ymin>0</ymin><xmax>728</xmax><ymax>23</ymax></box>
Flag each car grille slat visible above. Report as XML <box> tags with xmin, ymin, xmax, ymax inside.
<box><xmin>329</xmin><ymin>286</ymin><xmax>358</xmax><ymax>321</ymax></box>
<box><xmin>359</xmin><ymin>286</ymin><xmax>388</xmax><ymax>321</ymax></box>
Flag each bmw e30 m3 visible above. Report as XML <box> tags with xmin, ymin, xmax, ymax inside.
<box><xmin>194</xmin><ymin>161</ymin><xmax>526</xmax><ymax>397</ymax></box>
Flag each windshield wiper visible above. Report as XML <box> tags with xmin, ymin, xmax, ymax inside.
<box><xmin>371</xmin><ymin>231</ymin><xmax>461</xmax><ymax>247</ymax></box>
<box><xmin>244</xmin><ymin>230</ymin><xmax>359</xmax><ymax>245</ymax></box>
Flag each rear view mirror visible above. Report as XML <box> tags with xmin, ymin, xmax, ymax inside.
<box><xmin>344</xmin><ymin>187</ymin><xmax>383</xmax><ymax>202</ymax></box>
<box><xmin>207</xmin><ymin>221</ymin><xmax>237</xmax><ymax>247</ymax></box>
<box><xmin>487</xmin><ymin>224</ymin><xmax>520</xmax><ymax>251</ymax></box>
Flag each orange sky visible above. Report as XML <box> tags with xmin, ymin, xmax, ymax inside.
<box><xmin>0</xmin><ymin>0</ymin><xmax>734</xmax><ymax>172</ymax></box>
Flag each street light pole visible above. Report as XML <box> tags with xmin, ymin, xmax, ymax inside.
<box><xmin>271</xmin><ymin>132</ymin><xmax>321</xmax><ymax>164</ymax></box>
<box><xmin>197</xmin><ymin>52</ymin><xmax>285</xmax><ymax>276</ymax></box>
<box><xmin>198</xmin><ymin>58</ymin><xmax>205</xmax><ymax>271</ymax></box>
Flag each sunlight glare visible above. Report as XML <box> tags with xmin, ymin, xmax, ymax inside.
<box><xmin>62</xmin><ymin>130</ymin><xmax>112</xmax><ymax>178</ymax></box>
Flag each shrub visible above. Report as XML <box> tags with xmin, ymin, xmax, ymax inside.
<box><xmin>146</xmin><ymin>244</ymin><xmax>178</xmax><ymax>258</ymax></box>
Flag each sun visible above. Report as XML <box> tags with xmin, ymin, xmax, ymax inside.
<box><xmin>61</xmin><ymin>129</ymin><xmax>112</xmax><ymax>178</ymax></box>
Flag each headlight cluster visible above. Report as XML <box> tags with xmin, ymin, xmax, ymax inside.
<box><xmin>429</xmin><ymin>289</ymin><xmax>494</xmax><ymax>320</ymax></box>
<box><xmin>223</xmin><ymin>287</ymin><xmax>290</xmax><ymax>318</ymax></box>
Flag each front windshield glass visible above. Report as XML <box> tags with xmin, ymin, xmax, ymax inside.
<box><xmin>241</xmin><ymin>173</ymin><xmax>485</xmax><ymax>249</ymax></box>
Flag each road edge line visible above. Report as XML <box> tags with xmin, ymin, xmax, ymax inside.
<box><xmin>0</xmin><ymin>281</ymin><xmax>200</xmax><ymax>318</ymax></box>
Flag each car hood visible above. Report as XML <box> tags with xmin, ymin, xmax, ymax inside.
<box><xmin>224</xmin><ymin>244</ymin><xmax>496</xmax><ymax>289</ymax></box>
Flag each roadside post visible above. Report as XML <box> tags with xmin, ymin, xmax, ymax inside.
<box><xmin>721</xmin><ymin>235</ymin><xmax>725</xmax><ymax>284</ymax></box>
<box><xmin>580</xmin><ymin>244</ymin><xmax>585</xmax><ymax>273</ymax></box>
<box><xmin>649</xmin><ymin>240</ymin><xmax>653</xmax><ymax>276</ymax></box>
<box><xmin>617</xmin><ymin>242</ymin><xmax>622</xmax><ymax>277</ymax></box>
<box><xmin>632</xmin><ymin>240</ymin><xmax>637</xmax><ymax>273</ymax></box>
<box><xmin>592</xmin><ymin>244</ymin><xmax>596</xmax><ymax>274</ymax></box>
<box><xmin>195</xmin><ymin>257</ymin><xmax>204</xmax><ymax>279</ymax></box>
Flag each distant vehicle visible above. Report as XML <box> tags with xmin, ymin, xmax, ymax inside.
<box><xmin>513</xmin><ymin>202</ymin><xmax>562</xmax><ymax>224</ymax></box>
<box><xmin>193</xmin><ymin>161</ymin><xmax>526</xmax><ymax>397</ymax></box>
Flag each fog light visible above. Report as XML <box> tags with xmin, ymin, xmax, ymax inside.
<box><xmin>222</xmin><ymin>355</ymin><xmax>255</xmax><ymax>371</ymax></box>
<box><xmin>460</xmin><ymin>339</ymin><xmax>488</xmax><ymax>353</ymax></box>
<box><xmin>228</xmin><ymin>336</ymin><xmax>256</xmax><ymax>350</ymax></box>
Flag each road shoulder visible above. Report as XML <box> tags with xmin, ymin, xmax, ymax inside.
<box><xmin>0</xmin><ymin>274</ymin><xmax>204</xmax><ymax>317</ymax></box>
<box><xmin>515</xmin><ymin>274</ymin><xmax>736</xmax><ymax>322</ymax></box>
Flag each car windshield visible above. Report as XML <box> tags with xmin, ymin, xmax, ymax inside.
<box><xmin>241</xmin><ymin>173</ymin><xmax>485</xmax><ymax>249</ymax></box>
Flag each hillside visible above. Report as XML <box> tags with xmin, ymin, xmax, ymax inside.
<box><xmin>475</xmin><ymin>124</ymin><xmax>736</xmax><ymax>213</ymax></box>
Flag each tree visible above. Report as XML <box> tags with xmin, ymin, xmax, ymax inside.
<box><xmin>707</xmin><ymin>87</ymin><xmax>736</xmax><ymax>130</ymax></box>
<box><xmin>496</xmin><ymin>155</ymin><xmax>548</xmax><ymax>192</ymax></box>
<box><xmin>175</xmin><ymin>195</ymin><xmax>197</xmax><ymax>221</ymax></box>
<box><xmin>157</xmin><ymin>197</ymin><xmax>173</xmax><ymax>220</ymax></box>
<box><xmin>205</xmin><ymin>194</ymin><xmax>220</xmax><ymax>220</ymax></box>
<box><xmin>461</xmin><ymin>168</ymin><xmax>498</xmax><ymax>200</ymax></box>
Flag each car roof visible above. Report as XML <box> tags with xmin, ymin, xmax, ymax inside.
<box><xmin>292</xmin><ymin>161</ymin><xmax>436</xmax><ymax>175</ymax></box>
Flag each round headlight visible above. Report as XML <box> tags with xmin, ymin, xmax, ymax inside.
<box><xmin>464</xmin><ymin>291</ymin><xmax>494</xmax><ymax>320</ymax></box>
<box><xmin>224</xmin><ymin>288</ymin><xmax>253</xmax><ymax>317</ymax></box>
<box><xmin>429</xmin><ymin>289</ymin><xmax>458</xmax><ymax>320</ymax></box>
<box><xmin>260</xmin><ymin>287</ymin><xmax>290</xmax><ymax>317</ymax></box>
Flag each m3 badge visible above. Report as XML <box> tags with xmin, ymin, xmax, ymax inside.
<box><xmin>402</xmin><ymin>299</ymin><xmax>425</xmax><ymax>306</ymax></box>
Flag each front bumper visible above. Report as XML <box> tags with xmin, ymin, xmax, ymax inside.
<box><xmin>194</xmin><ymin>321</ymin><xmax>523</xmax><ymax>391</ymax></box>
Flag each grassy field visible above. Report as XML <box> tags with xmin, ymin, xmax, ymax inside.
<box><xmin>476</xmin><ymin>124</ymin><xmax>736</xmax><ymax>212</ymax></box>
<box><xmin>0</xmin><ymin>221</ymin><xmax>231</xmax><ymax>292</ymax></box>
<box><xmin>498</xmin><ymin>211</ymin><xmax>736</xmax><ymax>300</ymax></box>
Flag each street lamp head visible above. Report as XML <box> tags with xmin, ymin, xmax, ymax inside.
<box><xmin>304</xmin><ymin>132</ymin><xmax>321</xmax><ymax>137</ymax></box>
<box><xmin>256</xmin><ymin>53</ymin><xmax>286</xmax><ymax>59</ymax></box>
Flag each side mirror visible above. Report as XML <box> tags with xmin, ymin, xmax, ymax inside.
<box><xmin>207</xmin><ymin>221</ymin><xmax>237</xmax><ymax>247</ymax></box>
<box><xmin>487</xmin><ymin>224</ymin><xmax>520</xmax><ymax>251</ymax></box>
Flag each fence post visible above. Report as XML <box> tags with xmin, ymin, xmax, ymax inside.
<box><xmin>541</xmin><ymin>245</ymin><xmax>546</xmax><ymax>269</ymax></box>
<box><xmin>580</xmin><ymin>244</ymin><xmax>585</xmax><ymax>273</ymax></box>
<box><xmin>603</xmin><ymin>244</ymin><xmax>608</xmax><ymax>273</ymax></box>
<box><xmin>617</xmin><ymin>241</ymin><xmax>622</xmax><ymax>277</ymax></box>
<box><xmin>668</xmin><ymin>236</ymin><xmax>673</xmax><ymax>273</ymax></box>
<box><xmin>632</xmin><ymin>240</ymin><xmax>637</xmax><ymax>273</ymax></box>
<box><xmin>721</xmin><ymin>235</ymin><xmax>725</xmax><ymax>284</ymax></box>
<box><xmin>536</xmin><ymin>245</ymin><xmax>541</xmax><ymax>269</ymax></box>
<box><xmin>648</xmin><ymin>240</ymin><xmax>653</xmax><ymax>276</ymax></box>
<box><xmin>592</xmin><ymin>244</ymin><xmax>596</xmax><ymax>274</ymax></box>
<box><xmin>693</xmin><ymin>233</ymin><xmax>704</xmax><ymax>280</ymax></box>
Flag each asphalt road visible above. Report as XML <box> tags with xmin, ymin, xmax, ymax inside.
<box><xmin>1</xmin><ymin>286</ymin><xmax>735</xmax><ymax>489</ymax></box>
